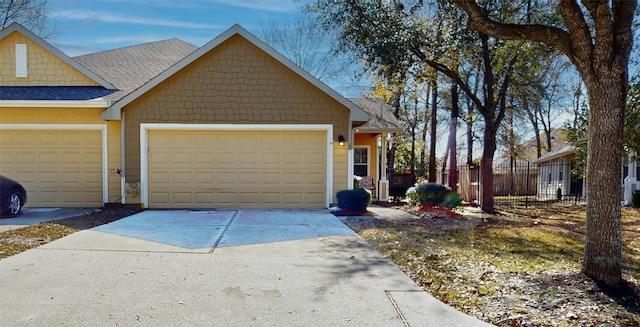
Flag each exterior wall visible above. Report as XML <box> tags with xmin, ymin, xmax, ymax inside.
<box><xmin>354</xmin><ymin>133</ymin><xmax>379</xmax><ymax>186</ymax></box>
<box><xmin>537</xmin><ymin>159</ymin><xmax>572</xmax><ymax>199</ymax></box>
<box><xmin>333</xmin><ymin>142</ymin><xmax>348</xmax><ymax>203</ymax></box>
<box><xmin>0</xmin><ymin>31</ymin><xmax>99</xmax><ymax>86</ymax></box>
<box><xmin>122</xmin><ymin>35</ymin><xmax>350</xmax><ymax>203</ymax></box>
<box><xmin>0</xmin><ymin>107</ymin><xmax>122</xmax><ymax>203</ymax></box>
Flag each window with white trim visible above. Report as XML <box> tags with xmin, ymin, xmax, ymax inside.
<box><xmin>354</xmin><ymin>146</ymin><xmax>369</xmax><ymax>177</ymax></box>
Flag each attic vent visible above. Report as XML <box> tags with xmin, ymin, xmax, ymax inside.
<box><xmin>15</xmin><ymin>44</ymin><xmax>28</xmax><ymax>77</ymax></box>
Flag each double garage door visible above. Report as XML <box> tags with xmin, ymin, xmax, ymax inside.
<box><xmin>0</xmin><ymin>128</ymin><xmax>104</xmax><ymax>207</ymax></box>
<box><xmin>147</xmin><ymin>129</ymin><xmax>328</xmax><ymax>209</ymax></box>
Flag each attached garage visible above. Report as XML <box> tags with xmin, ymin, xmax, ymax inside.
<box><xmin>0</xmin><ymin>125</ymin><xmax>107</xmax><ymax>207</ymax></box>
<box><xmin>141</xmin><ymin>124</ymin><xmax>333</xmax><ymax>209</ymax></box>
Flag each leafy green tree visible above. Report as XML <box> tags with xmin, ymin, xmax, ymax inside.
<box><xmin>453</xmin><ymin>0</ymin><xmax>637</xmax><ymax>286</ymax></box>
<box><xmin>307</xmin><ymin>0</ymin><xmax>524</xmax><ymax>213</ymax></box>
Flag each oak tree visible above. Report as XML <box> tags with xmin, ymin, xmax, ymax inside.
<box><xmin>453</xmin><ymin>0</ymin><xmax>636</xmax><ymax>286</ymax></box>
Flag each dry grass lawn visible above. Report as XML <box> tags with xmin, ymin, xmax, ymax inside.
<box><xmin>345</xmin><ymin>204</ymin><xmax>640</xmax><ymax>327</ymax></box>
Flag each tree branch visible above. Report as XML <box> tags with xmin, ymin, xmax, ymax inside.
<box><xmin>453</xmin><ymin>0</ymin><xmax>574</xmax><ymax>58</ymax></box>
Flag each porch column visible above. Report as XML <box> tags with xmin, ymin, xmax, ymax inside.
<box><xmin>378</xmin><ymin>132</ymin><xmax>389</xmax><ymax>201</ymax></box>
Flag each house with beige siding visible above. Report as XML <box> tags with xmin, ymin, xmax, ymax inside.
<box><xmin>0</xmin><ymin>23</ymin><xmax>401</xmax><ymax>209</ymax></box>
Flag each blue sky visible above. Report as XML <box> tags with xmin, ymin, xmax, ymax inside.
<box><xmin>47</xmin><ymin>0</ymin><xmax>307</xmax><ymax>57</ymax></box>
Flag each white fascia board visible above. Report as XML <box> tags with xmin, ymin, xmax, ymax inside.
<box><xmin>0</xmin><ymin>99</ymin><xmax>110</xmax><ymax>108</ymax></box>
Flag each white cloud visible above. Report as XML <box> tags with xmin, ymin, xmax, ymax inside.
<box><xmin>206</xmin><ymin>0</ymin><xmax>305</xmax><ymax>13</ymax></box>
<box><xmin>51</xmin><ymin>9</ymin><xmax>224</xmax><ymax>29</ymax></box>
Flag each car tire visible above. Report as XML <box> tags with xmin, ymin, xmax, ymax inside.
<box><xmin>7</xmin><ymin>189</ymin><xmax>23</xmax><ymax>217</ymax></box>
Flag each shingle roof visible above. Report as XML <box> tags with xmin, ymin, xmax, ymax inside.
<box><xmin>349</xmin><ymin>98</ymin><xmax>403</xmax><ymax>133</ymax></box>
<box><xmin>74</xmin><ymin>38</ymin><xmax>198</xmax><ymax>102</ymax></box>
<box><xmin>0</xmin><ymin>86</ymin><xmax>117</xmax><ymax>100</ymax></box>
<box><xmin>536</xmin><ymin>144</ymin><xmax>576</xmax><ymax>163</ymax></box>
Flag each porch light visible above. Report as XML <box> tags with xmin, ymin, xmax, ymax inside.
<box><xmin>338</xmin><ymin>135</ymin><xmax>346</xmax><ymax>146</ymax></box>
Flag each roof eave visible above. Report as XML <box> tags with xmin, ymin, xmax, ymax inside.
<box><xmin>101</xmin><ymin>105</ymin><xmax>121</xmax><ymax>120</ymax></box>
<box><xmin>354</xmin><ymin>127</ymin><xmax>403</xmax><ymax>134</ymax></box>
<box><xmin>0</xmin><ymin>99</ymin><xmax>110</xmax><ymax>108</ymax></box>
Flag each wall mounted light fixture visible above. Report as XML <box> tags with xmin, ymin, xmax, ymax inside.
<box><xmin>338</xmin><ymin>135</ymin><xmax>345</xmax><ymax>146</ymax></box>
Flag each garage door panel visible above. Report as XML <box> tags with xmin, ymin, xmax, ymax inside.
<box><xmin>0</xmin><ymin>129</ymin><xmax>103</xmax><ymax>207</ymax></box>
<box><xmin>148</xmin><ymin>129</ymin><xmax>326</xmax><ymax>208</ymax></box>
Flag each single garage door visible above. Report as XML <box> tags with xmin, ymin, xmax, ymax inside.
<box><xmin>0</xmin><ymin>129</ymin><xmax>103</xmax><ymax>207</ymax></box>
<box><xmin>147</xmin><ymin>130</ymin><xmax>327</xmax><ymax>209</ymax></box>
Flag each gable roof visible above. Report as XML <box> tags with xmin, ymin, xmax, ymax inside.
<box><xmin>349</xmin><ymin>98</ymin><xmax>402</xmax><ymax>133</ymax></box>
<box><xmin>536</xmin><ymin>144</ymin><xmax>576</xmax><ymax>163</ymax></box>
<box><xmin>75</xmin><ymin>38</ymin><xmax>197</xmax><ymax>102</ymax></box>
<box><xmin>0</xmin><ymin>22</ymin><xmax>116</xmax><ymax>90</ymax></box>
<box><xmin>101</xmin><ymin>24</ymin><xmax>369</xmax><ymax>122</ymax></box>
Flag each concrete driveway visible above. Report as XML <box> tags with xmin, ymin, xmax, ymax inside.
<box><xmin>0</xmin><ymin>209</ymin><xmax>493</xmax><ymax>327</ymax></box>
<box><xmin>0</xmin><ymin>207</ymin><xmax>96</xmax><ymax>232</ymax></box>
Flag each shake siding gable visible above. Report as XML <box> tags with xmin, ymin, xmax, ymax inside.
<box><xmin>122</xmin><ymin>35</ymin><xmax>350</xmax><ymax>199</ymax></box>
<box><xmin>0</xmin><ymin>32</ymin><xmax>100</xmax><ymax>86</ymax></box>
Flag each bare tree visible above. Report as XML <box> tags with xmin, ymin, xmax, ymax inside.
<box><xmin>1</xmin><ymin>0</ymin><xmax>55</xmax><ymax>37</ymax></box>
<box><xmin>258</xmin><ymin>17</ymin><xmax>352</xmax><ymax>85</ymax></box>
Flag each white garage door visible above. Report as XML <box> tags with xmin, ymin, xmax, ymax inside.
<box><xmin>147</xmin><ymin>129</ymin><xmax>327</xmax><ymax>209</ymax></box>
<box><xmin>0</xmin><ymin>129</ymin><xmax>104</xmax><ymax>207</ymax></box>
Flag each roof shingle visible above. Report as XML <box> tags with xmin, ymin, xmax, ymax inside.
<box><xmin>74</xmin><ymin>38</ymin><xmax>197</xmax><ymax>101</ymax></box>
<box><xmin>348</xmin><ymin>98</ymin><xmax>402</xmax><ymax>133</ymax></box>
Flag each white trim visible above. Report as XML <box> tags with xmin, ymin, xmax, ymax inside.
<box><xmin>0</xmin><ymin>124</ymin><xmax>109</xmax><ymax>204</ymax></box>
<box><xmin>120</xmin><ymin>112</ymin><xmax>126</xmax><ymax>203</ymax></box>
<box><xmin>140</xmin><ymin>123</ymin><xmax>333</xmax><ymax>208</ymax></box>
<box><xmin>0</xmin><ymin>99</ymin><xmax>110</xmax><ymax>108</ymax></box>
<box><xmin>101</xmin><ymin>24</ymin><xmax>369</xmax><ymax>122</ymax></box>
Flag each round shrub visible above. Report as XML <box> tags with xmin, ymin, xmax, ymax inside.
<box><xmin>336</xmin><ymin>188</ymin><xmax>372</xmax><ymax>212</ymax></box>
<box><xmin>406</xmin><ymin>182</ymin><xmax>461</xmax><ymax>208</ymax></box>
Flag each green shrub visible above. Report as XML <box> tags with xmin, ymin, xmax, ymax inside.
<box><xmin>632</xmin><ymin>190</ymin><xmax>640</xmax><ymax>208</ymax></box>
<box><xmin>389</xmin><ymin>185</ymin><xmax>408</xmax><ymax>202</ymax></box>
<box><xmin>406</xmin><ymin>182</ymin><xmax>461</xmax><ymax>208</ymax></box>
<box><xmin>441</xmin><ymin>191</ymin><xmax>462</xmax><ymax>208</ymax></box>
<box><xmin>336</xmin><ymin>188</ymin><xmax>372</xmax><ymax>212</ymax></box>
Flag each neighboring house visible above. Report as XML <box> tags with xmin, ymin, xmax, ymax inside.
<box><xmin>536</xmin><ymin>145</ymin><xmax>640</xmax><ymax>204</ymax></box>
<box><xmin>623</xmin><ymin>152</ymin><xmax>639</xmax><ymax>205</ymax></box>
<box><xmin>535</xmin><ymin>144</ymin><xmax>582</xmax><ymax>200</ymax></box>
<box><xmin>0</xmin><ymin>23</ymin><xmax>401</xmax><ymax>209</ymax></box>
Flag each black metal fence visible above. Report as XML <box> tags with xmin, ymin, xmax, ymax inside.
<box><xmin>425</xmin><ymin>160</ymin><xmax>586</xmax><ymax>207</ymax></box>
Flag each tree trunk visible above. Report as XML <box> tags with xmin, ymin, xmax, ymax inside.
<box><xmin>428</xmin><ymin>79</ymin><xmax>438</xmax><ymax>182</ymax></box>
<box><xmin>581</xmin><ymin>74</ymin><xmax>625</xmax><ymax>286</ymax></box>
<box><xmin>448</xmin><ymin>82</ymin><xmax>459</xmax><ymax>188</ymax></box>
<box><xmin>388</xmin><ymin>134</ymin><xmax>397</xmax><ymax>188</ymax></box>
<box><xmin>466</xmin><ymin>106</ymin><xmax>474</xmax><ymax>166</ymax></box>
<box><xmin>480</xmin><ymin>122</ymin><xmax>497</xmax><ymax>213</ymax></box>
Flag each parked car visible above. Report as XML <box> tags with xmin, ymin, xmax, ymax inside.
<box><xmin>0</xmin><ymin>175</ymin><xmax>27</xmax><ymax>217</ymax></box>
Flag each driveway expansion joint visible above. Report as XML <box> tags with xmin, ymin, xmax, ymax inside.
<box><xmin>208</xmin><ymin>210</ymin><xmax>238</xmax><ymax>253</ymax></box>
